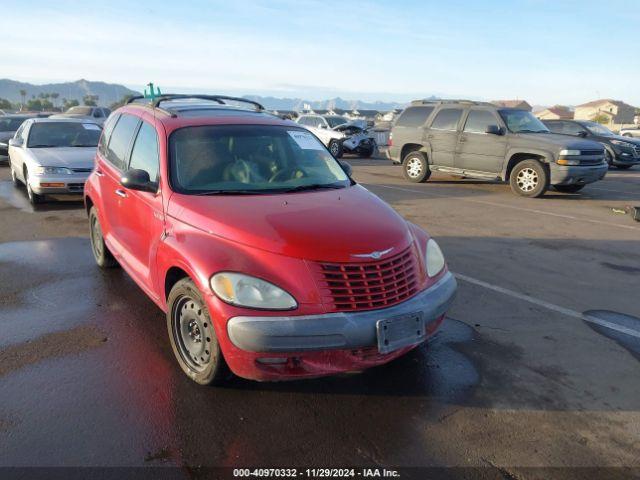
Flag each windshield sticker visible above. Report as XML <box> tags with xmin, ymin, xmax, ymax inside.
<box><xmin>82</xmin><ymin>123</ymin><xmax>102</xmax><ymax>131</ymax></box>
<box><xmin>288</xmin><ymin>130</ymin><xmax>324</xmax><ymax>150</ymax></box>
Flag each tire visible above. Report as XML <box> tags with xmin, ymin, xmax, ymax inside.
<box><xmin>554</xmin><ymin>184</ymin><xmax>585</xmax><ymax>193</ymax></box>
<box><xmin>509</xmin><ymin>159</ymin><xmax>549</xmax><ymax>198</ymax></box>
<box><xmin>167</xmin><ymin>278</ymin><xmax>230</xmax><ymax>385</ymax></box>
<box><xmin>605</xmin><ymin>150</ymin><xmax>614</xmax><ymax>167</ymax></box>
<box><xmin>622</xmin><ymin>133</ymin><xmax>632</xmax><ymax>137</ymax></box>
<box><xmin>24</xmin><ymin>169</ymin><xmax>44</xmax><ymax>205</ymax></box>
<box><xmin>616</xmin><ymin>164</ymin><xmax>633</xmax><ymax>170</ymax></box>
<box><xmin>10</xmin><ymin>164</ymin><xmax>20</xmax><ymax>187</ymax></box>
<box><xmin>402</xmin><ymin>151</ymin><xmax>430</xmax><ymax>183</ymax></box>
<box><xmin>328</xmin><ymin>140</ymin><xmax>343</xmax><ymax>158</ymax></box>
<box><xmin>89</xmin><ymin>206</ymin><xmax>119</xmax><ymax>268</ymax></box>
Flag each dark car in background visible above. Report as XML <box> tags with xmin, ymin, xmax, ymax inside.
<box><xmin>0</xmin><ymin>114</ymin><xmax>41</xmax><ymax>158</ymax></box>
<box><xmin>543</xmin><ymin>119</ymin><xmax>640</xmax><ymax>170</ymax></box>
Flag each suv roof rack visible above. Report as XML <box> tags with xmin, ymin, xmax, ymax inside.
<box><xmin>126</xmin><ymin>94</ymin><xmax>265</xmax><ymax>115</ymax></box>
<box><xmin>410</xmin><ymin>99</ymin><xmax>494</xmax><ymax>107</ymax></box>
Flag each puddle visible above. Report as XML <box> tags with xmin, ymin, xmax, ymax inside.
<box><xmin>583</xmin><ymin>310</ymin><xmax>640</xmax><ymax>360</ymax></box>
<box><xmin>0</xmin><ymin>180</ymin><xmax>84</xmax><ymax>213</ymax></box>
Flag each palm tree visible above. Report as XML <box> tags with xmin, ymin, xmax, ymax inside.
<box><xmin>50</xmin><ymin>92</ymin><xmax>59</xmax><ymax>110</ymax></box>
<box><xmin>19</xmin><ymin>89</ymin><xmax>26</xmax><ymax>110</ymax></box>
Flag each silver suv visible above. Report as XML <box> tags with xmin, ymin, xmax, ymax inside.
<box><xmin>387</xmin><ymin>100</ymin><xmax>608</xmax><ymax>197</ymax></box>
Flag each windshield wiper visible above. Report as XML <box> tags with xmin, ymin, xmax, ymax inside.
<box><xmin>72</xmin><ymin>144</ymin><xmax>98</xmax><ymax>147</ymax></box>
<box><xmin>29</xmin><ymin>144</ymin><xmax>58</xmax><ymax>148</ymax></box>
<box><xmin>279</xmin><ymin>183</ymin><xmax>346</xmax><ymax>193</ymax></box>
<box><xmin>517</xmin><ymin>129</ymin><xmax>548</xmax><ymax>134</ymax></box>
<box><xmin>192</xmin><ymin>189</ymin><xmax>275</xmax><ymax>196</ymax></box>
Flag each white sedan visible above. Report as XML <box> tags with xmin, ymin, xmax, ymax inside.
<box><xmin>8</xmin><ymin>118</ymin><xmax>101</xmax><ymax>204</ymax></box>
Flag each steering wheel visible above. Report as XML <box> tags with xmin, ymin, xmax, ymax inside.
<box><xmin>269</xmin><ymin>168</ymin><xmax>305</xmax><ymax>183</ymax></box>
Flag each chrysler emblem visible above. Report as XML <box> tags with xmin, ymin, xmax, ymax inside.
<box><xmin>352</xmin><ymin>247</ymin><xmax>394</xmax><ymax>260</ymax></box>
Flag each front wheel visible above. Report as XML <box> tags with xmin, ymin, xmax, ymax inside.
<box><xmin>24</xmin><ymin>169</ymin><xmax>44</xmax><ymax>205</ymax></box>
<box><xmin>10</xmin><ymin>164</ymin><xmax>20</xmax><ymax>187</ymax></box>
<box><xmin>328</xmin><ymin>140</ymin><xmax>344</xmax><ymax>158</ymax></box>
<box><xmin>554</xmin><ymin>184</ymin><xmax>585</xmax><ymax>193</ymax></box>
<box><xmin>402</xmin><ymin>152</ymin><xmax>430</xmax><ymax>183</ymax></box>
<box><xmin>509</xmin><ymin>160</ymin><xmax>549</xmax><ymax>197</ymax></box>
<box><xmin>605</xmin><ymin>150</ymin><xmax>614</xmax><ymax>167</ymax></box>
<box><xmin>616</xmin><ymin>164</ymin><xmax>633</xmax><ymax>170</ymax></box>
<box><xmin>167</xmin><ymin>278</ymin><xmax>229</xmax><ymax>385</ymax></box>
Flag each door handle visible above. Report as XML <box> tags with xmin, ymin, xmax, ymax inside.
<box><xmin>115</xmin><ymin>189</ymin><xmax>127</xmax><ymax>198</ymax></box>
<box><xmin>95</xmin><ymin>170</ymin><xmax>104</xmax><ymax>177</ymax></box>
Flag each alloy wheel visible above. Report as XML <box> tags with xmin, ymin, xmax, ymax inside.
<box><xmin>516</xmin><ymin>167</ymin><xmax>538</xmax><ymax>192</ymax></box>
<box><xmin>330</xmin><ymin>142</ymin><xmax>339</xmax><ymax>156</ymax></box>
<box><xmin>406</xmin><ymin>157</ymin><xmax>423</xmax><ymax>178</ymax></box>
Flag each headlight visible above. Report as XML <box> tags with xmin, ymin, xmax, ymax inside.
<box><xmin>33</xmin><ymin>166</ymin><xmax>74</xmax><ymax>176</ymax></box>
<box><xmin>559</xmin><ymin>149</ymin><xmax>581</xmax><ymax>156</ymax></box>
<box><xmin>210</xmin><ymin>272</ymin><xmax>297</xmax><ymax>310</ymax></box>
<box><xmin>425</xmin><ymin>239</ymin><xmax>445</xmax><ymax>277</ymax></box>
<box><xmin>610</xmin><ymin>140</ymin><xmax>634</xmax><ymax>148</ymax></box>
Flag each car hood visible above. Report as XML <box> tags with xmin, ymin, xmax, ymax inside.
<box><xmin>608</xmin><ymin>134</ymin><xmax>640</xmax><ymax>145</ymax></box>
<box><xmin>515</xmin><ymin>132</ymin><xmax>604</xmax><ymax>150</ymax></box>
<box><xmin>28</xmin><ymin>147</ymin><xmax>96</xmax><ymax>168</ymax></box>
<box><xmin>167</xmin><ymin>184</ymin><xmax>413</xmax><ymax>262</ymax></box>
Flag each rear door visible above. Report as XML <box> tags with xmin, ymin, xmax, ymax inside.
<box><xmin>116</xmin><ymin>119</ymin><xmax>164</xmax><ymax>295</ymax></box>
<box><xmin>95</xmin><ymin>113</ymin><xmax>140</xmax><ymax>258</ymax></box>
<box><xmin>456</xmin><ymin>108</ymin><xmax>507</xmax><ymax>173</ymax></box>
<box><xmin>427</xmin><ymin>108</ymin><xmax>463</xmax><ymax>167</ymax></box>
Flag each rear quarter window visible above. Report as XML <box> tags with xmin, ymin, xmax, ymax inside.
<box><xmin>105</xmin><ymin>114</ymin><xmax>140</xmax><ymax>170</ymax></box>
<box><xmin>395</xmin><ymin>107</ymin><xmax>434</xmax><ymax>127</ymax></box>
<box><xmin>98</xmin><ymin>114</ymin><xmax>120</xmax><ymax>158</ymax></box>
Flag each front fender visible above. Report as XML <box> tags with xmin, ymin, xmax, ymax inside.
<box><xmin>501</xmin><ymin>148</ymin><xmax>556</xmax><ymax>179</ymax></box>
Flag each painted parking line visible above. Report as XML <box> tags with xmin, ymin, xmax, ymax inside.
<box><xmin>454</xmin><ymin>272</ymin><xmax>640</xmax><ymax>340</ymax></box>
<box><xmin>587</xmin><ymin>185</ymin><xmax>640</xmax><ymax>196</ymax></box>
<box><xmin>367</xmin><ymin>183</ymin><xmax>640</xmax><ymax>232</ymax></box>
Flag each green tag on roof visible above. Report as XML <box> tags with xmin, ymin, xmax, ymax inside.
<box><xmin>143</xmin><ymin>82</ymin><xmax>162</xmax><ymax>100</ymax></box>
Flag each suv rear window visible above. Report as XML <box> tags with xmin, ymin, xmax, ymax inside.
<box><xmin>395</xmin><ymin>107</ymin><xmax>434</xmax><ymax>127</ymax></box>
<box><xmin>431</xmin><ymin>108</ymin><xmax>463</xmax><ymax>131</ymax></box>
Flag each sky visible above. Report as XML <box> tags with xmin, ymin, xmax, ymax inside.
<box><xmin>3</xmin><ymin>0</ymin><xmax>639</xmax><ymax>106</ymax></box>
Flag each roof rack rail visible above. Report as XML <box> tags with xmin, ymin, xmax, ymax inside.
<box><xmin>410</xmin><ymin>99</ymin><xmax>493</xmax><ymax>106</ymax></box>
<box><xmin>150</xmin><ymin>94</ymin><xmax>265</xmax><ymax>111</ymax></box>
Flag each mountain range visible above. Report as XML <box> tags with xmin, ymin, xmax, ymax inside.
<box><xmin>0</xmin><ymin>79</ymin><xmax>139</xmax><ymax>106</ymax></box>
<box><xmin>0</xmin><ymin>79</ymin><xmax>422</xmax><ymax>111</ymax></box>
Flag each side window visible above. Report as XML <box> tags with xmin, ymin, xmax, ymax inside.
<box><xmin>544</xmin><ymin>122</ymin><xmax>562</xmax><ymax>134</ymax></box>
<box><xmin>128</xmin><ymin>121</ymin><xmax>160</xmax><ymax>184</ymax></box>
<box><xmin>395</xmin><ymin>107</ymin><xmax>434</xmax><ymax>127</ymax></box>
<box><xmin>105</xmin><ymin>114</ymin><xmax>140</xmax><ymax>170</ymax></box>
<box><xmin>14</xmin><ymin>123</ymin><xmax>26</xmax><ymax>141</ymax></box>
<box><xmin>561</xmin><ymin>122</ymin><xmax>586</xmax><ymax>136</ymax></box>
<box><xmin>299</xmin><ymin>116</ymin><xmax>309</xmax><ymax>126</ymax></box>
<box><xmin>431</xmin><ymin>108</ymin><xmax>463</xmax><ymax>131</ymax></box>
<box><xmin>93</xmin><ymin>109</ymin><xmax>103</xmax><ymax>118</ymax></box>
<box><xmin>464</xmin><ymin>110</ymin><xmax>499</xmax><ymax>133</ymax></box>
<box><xmin>98</xmin><ymin>114</ymin><xmax>120</xmax><ymax>157</ymax></box>
<box><xmin>103</xmin><ymin>108</ymin><xmax>111</xmax><ymax>117</ymax></box>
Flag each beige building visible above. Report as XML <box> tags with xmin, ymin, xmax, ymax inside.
<box><xmin>574</xmin><ymin>99</ymin><xmax>636</xmax><ymax>130</ymax></box>
<box><xmin>535</xmin><ymin>106</ymin><xmax>573</xmax><ymax>120</ymax></box>
<box><xmin>491</xmin><ymin>99</ymin><xmax>532</xmax><ymax>111</ymax></box>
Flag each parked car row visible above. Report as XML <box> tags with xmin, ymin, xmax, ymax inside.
<box><xmin>296</xmin><ymin>114</ymin><xmax>377</xmax><ymax>158</ymax></box>
<box><xmin>385</xmin><ymin>100</ymin><xmax>617</xmax><ymax>197</ymax></box>
<box><xmin>2</xmin><ymin>94</ymin><xmax>457</xmax><ymax>386</ymax></box>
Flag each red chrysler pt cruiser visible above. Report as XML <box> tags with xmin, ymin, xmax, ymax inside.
<box><xmin>84</xmin><ymin>95</ymin><xmax>457</xmax><ymax>384</ymax></box>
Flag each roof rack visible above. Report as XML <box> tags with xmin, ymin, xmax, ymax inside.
<box><xmin>127</xmin><ymin>94</ymin><xmax>264</xmax><ymax>112</ymax></box>
<box><xmin>410</xmin><ymin>99</ymin><xmax>493</xmax><ymax>107</ymax></box>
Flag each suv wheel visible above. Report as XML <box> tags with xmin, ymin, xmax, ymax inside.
<box><xmin>89</xmin><ymin>206</ymin><xmax>119</xmax><ymax>268</ymax></box>
<box><xmin>554</xmin><ymin>184</ymin><xmax>584</xmax><ymax>193</ymax></box>
<box><xmin>328</xmin><ymin>140</ymin><xmax>343</xmax><ymax>158</ymax></box>
<box><xmin>167</xmin><ymin>278</ymin><xmax>230</xmax><ymax>385</ymax></box>
<box><xmin>509</xmin><ymin>160</ymin><xmax>549</xmax><ymax>197</ymax></box>
<box><xmin>403</xmin><ymin>152</ymin><xmax>430</xmax><ymax>183</ymax></box>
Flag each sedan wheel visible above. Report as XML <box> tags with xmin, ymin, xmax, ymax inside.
<box><xmin>24</xmin><ymin>170</ymin><xmax>43</xmax><ymax>205</ymax></box>
<box><xmin>10</xmin><ymin>166</ymin><xmax>20</xmax><ymax>187</ymax></box>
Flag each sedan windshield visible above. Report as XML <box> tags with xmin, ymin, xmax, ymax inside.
<box><xmin>583</xmin><ymin>122</ymin><xmax>614</xmax><ymax>137</ymax></box>
<box><xmin>499</xmin><ymin>110</ymin><xmax>550</xmax><ymax>133</ymax></box>
<box><xmin>169</xmin><ymin>125</ymin><xmax>350</xmax><ymax>194</ymax></box>
<box><xmin>27</xmin><ymin>122</ymin><xmax>102</xmax><ymax>148</ymax></box>
<box><xmin>66</xmin><ymin>106</ymin><xmax>94</xmax><ymax>115</ymax></box>
<box><xmin>325</xmin><ymin>116</ymin><xmax>348</xmax><ymax>128</ymax></box>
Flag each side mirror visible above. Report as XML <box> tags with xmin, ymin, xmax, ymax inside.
<box><xmin>319</xmin><ymin>124</ymin><xmax>328</xmax><ymax>129</ymax></box>
<box><xmin>577</xmin><ymin>131</ymin><xmax>588</xmax><ymax>138</ymax></box>
<box><xmin>485</xmin><ymin>125</ymin><xmax>503</xmax><ymax>135</ymax></box>
<box><xmin>120</xmin><ymin>169</ymin><xmax>157</xmax><ymax>193</ymax></box>
<box><xmin>8</xmin><ymin>138</ymin><xmax>23</xmax><ymax>147</ymax></box>
<box><xmin>339</xmin><ymin>160</ymin><xmax>353</xmax><ymax>176</ymax></box>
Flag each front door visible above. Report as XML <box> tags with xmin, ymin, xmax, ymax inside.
<box><xmin>456</xmin><ymin>109</ymin><xmax>507</xmax><ymax>173</ymax></box>
<box><xmin>427</xmin><ymin>108</ymin><xmax>463</xmax><ymax>167</ymax></box>
<box><xmin>117</xmin><ymin>119</ymin><xmax>164</xmax><ymax>296</ymax></box>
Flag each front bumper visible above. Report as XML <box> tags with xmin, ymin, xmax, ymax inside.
<box><xmin>227</xmin><ymin>271</ymin><xmax>457</xmax><ymax>353</ymax></box>
<box><xmin>29</xmin><ymin>173</ymin><xmax>89</xmax><ymax>195</ymax></box>
<box><xmin>612</xmin><ymin>150</ymin><xmax>640</xmax><ymax>166</ymax></box>
<box><xmin>550</xmin><ymin>162</ymin><xmax>608</xmax><ymax>186</ymax></box>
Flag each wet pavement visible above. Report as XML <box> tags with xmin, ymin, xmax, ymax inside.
<box><xmin>0</xmin><ymin>163</ymin><xmax>639</xmax><ymax>478</ymax></box>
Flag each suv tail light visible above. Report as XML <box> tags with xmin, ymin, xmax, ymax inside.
<box><xmin>388</xmin><ymin>132</ymin><xmax>393</xmax><ymax>146</ymax></box>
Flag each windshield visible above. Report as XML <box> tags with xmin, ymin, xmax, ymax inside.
<box><xmin>66</xmin><ymin>106</ymin><xmax>93</xmax><ymax>115</ymax></box>
<box><xmin>0</xmin><ymin>117</ymin><xmax>28</xmax><ymax>132</ymax></box>
<box><xmin>169</xmin><ymin>125</ymin><xmax>350</xmax><ymax>194</ymax></box>
<box><xmin>499</xmin><ymin>110</ymin><xmax>549</xmax><ymax>133</ymax></box>
<box><xmin>325</xmin><ymin>116</ymin><xmax>348</xmax><ymax>128</ymax></box>
<box><xmin>27</xmin><ymin>122</ymin><xmax>102</xmax><ymax>148</ymax></box>
<box><xmin>583</xmin><ymin>122</ymin><xmax>614</xmax><ymax>136</ymax></box>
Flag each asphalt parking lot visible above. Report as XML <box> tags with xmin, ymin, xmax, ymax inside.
<box><xmin>0</xmin><ymin>158</ymin><xmax>639</xmax><ymax>478</ymax></box>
